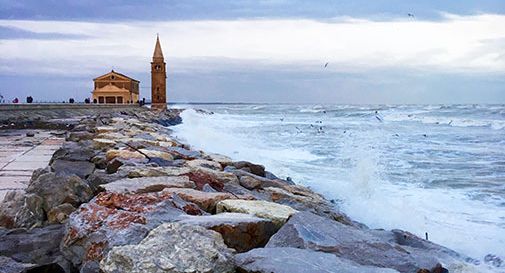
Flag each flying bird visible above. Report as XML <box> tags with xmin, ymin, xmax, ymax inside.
<box><xmin>408</xmin><ymin>13</ymin><xmax>415</xmax><ymax>18</ymax></box>
<box><xmin>324</xmin><ymin>62</ymin><xmax>329</xmax><ymax>68</ymax></box>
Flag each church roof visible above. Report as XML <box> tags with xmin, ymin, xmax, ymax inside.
<box><xmin>93</xmin><ymin>70</ymin><xmax>140</xmax><ymax>83</ymax></box>
<box><xmin>93</xmin><ymin>83</ymin><xmax>130</xmax><ymax>93</ymax></box>
<box><xmin>153</xmin><ymin>35</ymin><xmax>164</xmax><ymax>58</ymax></box>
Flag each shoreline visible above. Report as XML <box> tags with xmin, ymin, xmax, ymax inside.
<box><xmin>0</xmin><ymin>108</ymin><xmax>487</xmax><ymax>272</ymax></box>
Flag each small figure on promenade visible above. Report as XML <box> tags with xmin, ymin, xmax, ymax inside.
<box><xmin>12</xmin><ymin>97</ymin><xmax>19</xmax><ymax>103</ymax></box>
<box><xmin>26</xmin><ymin>96</ymin><xmax>33</xmax><ymax>103</ymax></box>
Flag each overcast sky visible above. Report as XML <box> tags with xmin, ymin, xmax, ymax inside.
<box><xmin>0</xmin><ymin>0</ymin><xmax>504</xmax><ymax>103</ymax></box>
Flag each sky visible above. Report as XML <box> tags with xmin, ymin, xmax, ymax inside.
<box><xmin>0</xmin><ymin>0</ymin><xmax>504</xmax><ymax>104</ymax></box>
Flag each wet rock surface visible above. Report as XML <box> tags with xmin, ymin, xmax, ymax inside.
<box><xmin>266</xmin><ymin>211</ymin><xmax>454</xmax><ymax>273</ymax></box>
<box><xmin>235</xmin><ymin>247</ymin><xmax>399</xmax><ymax>273</ymax></box>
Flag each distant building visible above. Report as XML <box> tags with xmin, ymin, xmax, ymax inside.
<box><xmin>151</xmin><ymin>35</ymin><xmax>167</xmax><ymax>108</ymax></box>
<box><xmin>92</xmin><ymin>70</ymin><xmax>140</xmax><ymax>104</ymax></box>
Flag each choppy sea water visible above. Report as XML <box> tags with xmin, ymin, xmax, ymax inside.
<box><xmin>171</xmin><ymin>104</ymin><xmax>505</xmax><ymax>270</ymax></box>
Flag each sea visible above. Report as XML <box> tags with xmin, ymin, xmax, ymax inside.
<box><xmin>170</xmin><ymin>104</ymin><xmax>505</xmax><ymax>270</ymax></box>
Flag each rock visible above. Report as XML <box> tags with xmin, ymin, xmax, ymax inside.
<box><xmin>118</xmin><ymin>166</ymin><xmax>191</xmax><ymax>178</ymax></box>
<box><xmin>67</xmin><ymin>131</ymin><xmax>95</xmax><ymax>142</ymax></box>
<box><xmin>0</xmin><ymin>225</ymin><xmax>71</xmax><ymax>272</ymax></box>
<box><xmin>185</xmin><ymin>159</ymin><xmax>222</xmax><ymax>171</ymax></box>
<box><xmin>180</xmin><ymin>213</ymin><xmax>277</xmax><ymax>252</ymax></box>
<box><xmin>26</xmin><ymin>173</ymin><xmax>93</xmax><ymax>213</ymax></box>
<box><xmin>263</xmin><ymin>184</ymin><xmax>358</xmax><ymax>226</ymax></box>
<box><xmin>0</xmin><ymin>256</ymin><xmax>36</xmax><ymax>273</ymax></box>
<box><xmin>223</xmin><ymin>183</ymin><xmax>268</xmax><ymax>201</ymax></box>
<box><xmin>161</xmin><ymin>188</ymin><xmax>235</xmax><ymax>213</ymax></box>
<box><xmin>239</xmin><ymin>175</ymin><xmax>262</xmax><ymax>190</ymax></box>
<box><xmin>47</xmin><ymin>203</ymin><xmax>76</xmax><ymax>224</ymax></box>
<box><xmin>13</xmin><ymin>194</ymin><xmax>45</xmax><ymax>228</ymax></box>
<box><xmin>91</xmin><ymin>154</ymin><xmax>107</xmax><ymax>169</ymax></box>
<box><xmin>235</xmin><ymin>247</ymin><xmax>399</xmax><ymax>273</ymax></box>
<box><xmin>100</xmin><ymin>222</ymin><xmax>235</xmax><ymax>273</ymax></box>
<box><xmin>86</xmin><ymin>170</ymin><xmax>128</xmax><ymax>194</ymax></box>
<box><xmin>204</xmin><ymin>153</ymin><xmax>233</xmax><ymax>166</ymax></box>
<box><xmin>105</xmin><ymin>149</ymin><xmax>145</xmax><ymax>161</ymax></box>
<box><xmin>99</xmin><ymin>176</ymin><xmax>195</xmax><ymax>194</ymax></box>
<box><xmin>61</xmin><ymin>192</ymin><xmax>184</xmax><ymax>270</ymax></box>
<box><xmin>165</xmin><ymin>146</ymin><xmax>201</xmax><ymax>160</ymax></box>
<box><xmin>26</xmin><ymin>131</ymin><xmax>35</xmax><ymax>137</ymax></box>
<box><xmin>138</xmin><ymin>148</ymin><xmax>174</xmax><ymax>160</ymax></box>
<box><xmin>0</xmin><ymin>190</ymin><xmax>25</xmax><ymax>228</ymax></box>
<box><xmin>225</xmin><ymin>167</ymin><xmax>291</xmax><ymax>189</ymax></box>
<box><xmin>230</xmin><ymin>161</ymin><xmax>265</xmax><ymax>177</ymax></box>
<box><xmin>266</xmin><ymin>211</ymin><xmax>448</xmax><ymax>273</ymax></box>
<box><xmin>51</xmin><ymin>143</ymin><xmax>96</xmax><ymax>162</ymax></box>
<box><xmin>202</xmin><ymin>183</ymin><xmax>218</xmax><ymax>192</ymax></box>
<box><xmin>96</xmin><ymin>126</ymin><xmax>116</xmax><ymax>133</ymax></box>
<box><xmin>148</xmin><ymin>157</ymin><xmax>183</xmax><ymax>167</ymax></box>
<box><xmin>92</xmin><ymin>138</ymin><xmax>116</xmax><ymax>149</ymax></box>
<box><xmin>51</xmin><ymin>159</ymin><xmax>95</xmax><ymax>178</ymax></box>
<box><xmin>264</xmin><ymin>171</ymin><xmax>279</xmax><ymax>180</ymax></box>
<box><xmin>170</xmin><ymin>193</ymin><xmax>206</xmax><ymax>215</ymax></box>
<box><xmin>216</xmin><ymin>199</ymin><xmax>297</xmax><ymax>227</ymax></box>
<box><xmin>187</xmin><ymin>167</ymin><xmax>239</xmax><ymax>191</ymax></box>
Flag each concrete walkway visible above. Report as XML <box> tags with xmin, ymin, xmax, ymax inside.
<box><xmin>0</xmin><ymin>130</ymin><xmax>64</xmax><ymax>202</ymax></box>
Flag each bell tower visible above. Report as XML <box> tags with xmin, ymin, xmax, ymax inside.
<box><xmin>151</xmin><ymin>34</ymin><xmax>166</xmax><ymax>108</ymax></box>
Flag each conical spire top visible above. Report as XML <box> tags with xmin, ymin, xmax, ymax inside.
<box><xmin>153</xmin><ymin>34</ymin><xmax>164</xmax><ymax>59</ymax></box>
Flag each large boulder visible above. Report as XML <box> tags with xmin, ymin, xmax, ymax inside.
<box><xmin>118</xmin><ymin>166</ymin><xmax>191</xmax><ymax>178</ymax></box>
<box><xmin>12</xmin><ymin>173</ymin><xmax>92</xmax><ymax>228</ymax></box>
<box><xmin>165</xmin><ymin>146</ymin><xmax>202</xmax><ymax>160</ymax></box>
<box><xmin>51</xmin><ymin>143</ymin><xmax>96</xmax><ymax>162</ymax></box>
<box><xmin>0</xmin><ymin>190</ymin><xmax>25</xmax><ymax>228</ymax></box>
<box><xmin>161</xmin><ymin>188</ymin><xmax>235</xmax><ymax>213</ymax></box>
<box><xmin>216</xmin><ymin>199</ymin><xmax>297</xmax><ymax>227</ymax></box>
<box><xmin>234</xmin><ymin>247</ymin><xmax>399</xmax><ymax>273</ymax></box>
<box><xmin>0</xmin><ymin>225</ymin><xmax>72</xmax><ymax>272</ymax></box>
<box><xmin>61</xmin><ymin>192</ymin><xmax>185</xmax><ymax>271</ymax></box>
<box><xmin>139</xmin><ymin>148</ymin><xmax>174</xmax><ymax>161</ymax></box>
<box><xmin>99</xmin><ymin>176</ymin><xmax>195</xmax><ymax>194</ymax></box>
<box><xmin>186</xmin><ymin>167</ymin><xmax>239</xmax><ymax>191</ymax></box>
<box><xmin>105</xmin><ymin>149</ymin><xmax>145</xmax><ymax>161</ymax></box>
<box><xmin>100</xmin><ymin>222</ymin><xmax>235</xmax><ymax>273</ymax></box>
<box><xmin>225</xmin><ymin>167</ymin><xmax>292</xmax><ymax>189</ymax></box>
<box><xmin>185</xmin><ymin>159</ymin><xmax>223</xmax><ymax>171</ymax></box>
<box><xmin>266</xmin><ymin>211</ymin><xmax>453</xmax><ymax>273</ymax></box>
<box><xmin>265</xmin><ymin>185</ymin><xmax>357</xmax><ymax>226</ymax></box>
<box><xmin>179</xmin><ymin>213</ymin><xmax>277</xmax><ymax>252</ymax></box>
<box><xmin>26</xmin><ymin>172</ymin><xmax>93</xmax><ymax>214</ymax></box>
<box><xmin>229</xmin><ymin>161</ymin><xmax>265</xmax><ymax>177</ymax></box>
<box><xmin>0</xmin><ymin>256</ymin><xmax>36</xmax><ymax>273</ymax></box>
<box><xmin>51</xmin><ymin>159</ymin><xmax>95</xmax><ymax>179</ymax></box>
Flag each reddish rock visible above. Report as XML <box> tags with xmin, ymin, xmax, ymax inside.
<box><xmin>61</xmin><ymin>191</ymin><xmax>184</xmax><ymax>271</ymax></box>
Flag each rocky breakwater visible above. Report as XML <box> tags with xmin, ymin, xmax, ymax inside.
<box><xmin>0</xmin><ymin>108</ymin><xmax>476</xmax><ymax>273</ymax></box>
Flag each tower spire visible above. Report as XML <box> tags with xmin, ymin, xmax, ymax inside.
<box><xmin>153</xmin><ymin>34</ymin><xmax>164</xmax><ymax>59</ymax></box>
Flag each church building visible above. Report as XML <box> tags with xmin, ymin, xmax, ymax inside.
<box><xmin>91</xmin><ymin>70</ymin><xmax>139</xmax><ymax>104</ymax></box>
<box><xmin>151</xmin><ymin>35</ymin><xmax>167</xmax><ymax>108</ymax></box>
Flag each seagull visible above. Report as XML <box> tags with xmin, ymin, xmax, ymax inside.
<box><xmin>408</xmin><ymin>13</ymin><xmax>415</xmax><ymax>18</ymax></box>
<box><xmin>324</xmin><ymin>62</ymin><xmax>329</xmax><ymax>68</ymax></box>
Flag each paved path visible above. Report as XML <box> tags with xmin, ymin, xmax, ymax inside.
<box><xmin>0</xmin><ymin>130</ymin><xmax>64</xmax><ymax>202</ymax></box>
